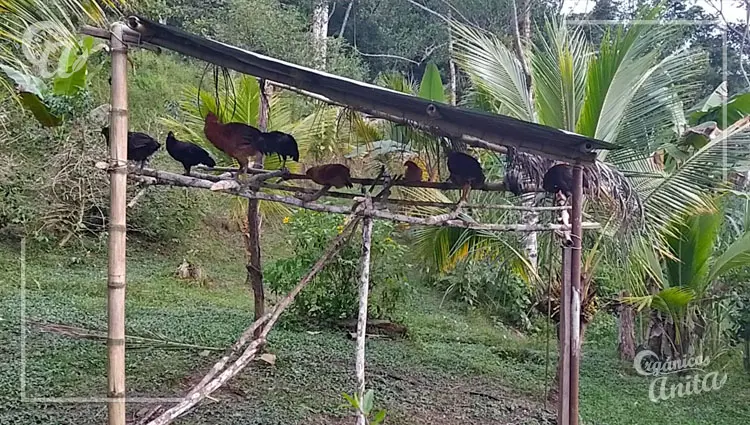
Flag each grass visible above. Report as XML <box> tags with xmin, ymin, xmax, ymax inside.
<box><xmin>0</xmin><ymin>226</ymin><xmax>749</xmax><ymax>425</ymax></box>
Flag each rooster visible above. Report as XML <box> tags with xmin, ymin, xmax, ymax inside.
<box><xmin>306</xmin><ymin>164</ymin><xmax>354</xmax><ymax>189</ymax></box>
<box><xmin>203</xmin><ymin>111</ymin><xmax>268</xmax><ymax>175</ymax></box>
<box><xmin>100</xmin><ymin>127</ymin><xmax>161</xmax><ymax>169</ymax></box>
<box><xmin>447</xmin><ymin>151</ymin><xmax>485</xmax><ymax>203</ymax></box>
<box><xmin>165</xmin><ymin>131</ymin><xmax>216</xmax><ymax>175</ymax></box>
<box><xmin>263</xmin><ymin>130</ymin><xmax>299</xmax><ymax>169</ymax></box>
<box><xmin>403</xmin><ymin>160</ymin><xmax>423</xmax><ymax>183</ymax></box>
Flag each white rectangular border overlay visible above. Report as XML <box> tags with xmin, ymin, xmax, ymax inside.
<box><xmin>18</xmin><ymin>18</ymin><xmax>730</xmax><ymax>404</ymax></box>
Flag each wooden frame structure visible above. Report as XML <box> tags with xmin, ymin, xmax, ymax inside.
<box><xmin>91</xmin><ymin>18</ymin><xmax>618</xmax><ymax>425</ymax></box>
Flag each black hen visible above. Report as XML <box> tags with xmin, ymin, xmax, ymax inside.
<box><xmin>165</xmin><ymin>132</ymin><xmax>216</xmax><ymax>175</ymax></box>
<box><xmin>447</xmin><ymin>151</ymin><xmax>486</xmax><ymax>203</ymax></box>
<box><xmin>263</xmin><ymin>131</ymin><xmax>299</xmax><ymax>169</ymax></box>
<box><xmin>101</xmin><ymin>127</ymin><xmax>161</xmax><ymax>168</ymax></box>
<box><xmin>542</xmin><ymin>163</ymin><xmax>575</xmax><ymax>197</ymax></box>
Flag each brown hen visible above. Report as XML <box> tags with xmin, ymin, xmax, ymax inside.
<box><xmin>306</xmin><ymin>164</ymin><xmax>354</xmax><ymax>188</ymax></box>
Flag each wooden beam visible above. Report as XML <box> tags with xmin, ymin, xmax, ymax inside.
<box><xmin>80</xmin><ymin>25</ymin><xmax>161</xmax><ymax>53</ymax></box>
<box><xmin>125</xmin><ymin>16</ymin><xmax>615</xmax><ymax>163</ymax></box>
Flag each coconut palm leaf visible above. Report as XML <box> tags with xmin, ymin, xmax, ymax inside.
<box><xmin>452</xmin><ymin>21</ymin><xmax>533</xmax><ymax>121</ymax></box>
<box><xmin>640</xmin><ymin>122</ymin><xmax>750</xmax><ymax>232</ymax></box>
<box><xmin>531</xmin><ymin>18</ymin><xmax>590</xmax><ymax>132</ymax></box>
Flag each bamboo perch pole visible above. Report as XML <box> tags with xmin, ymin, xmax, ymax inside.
<box><xmin>107</xmin><ymin>22</ymin><xmax>128</xmax><ymax>425</ymax></box>
<box><xmin>194</xmin><ymin>165</ymin><xmax>542</xmax><ymax>193</ymax></box>
<box><xmin>133</xmin><ymin>168</ymin><xmax>570</xmax><ymax>211</ymax></box>
<box><xmin>355</xmin><ymin>201</ymin><xmax>374</xmax><ymax>425</ymax></box>
<box><xmin>145</xmin><ymin>216</ymin><xmax>362</xmax><ymax>425</ymax></box>
<box><xmin>124</xmin><ymin>167</ymin><xmax>601</xmax><ymax>232</ymax></box>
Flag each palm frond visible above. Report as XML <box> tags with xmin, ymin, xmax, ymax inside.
<box><xmin>451</xmin><ymin>20</ymin><xmax>533</xmax><ymax>121</ymax></box>
<box><xmin>532</xmin><ymin>18</ymin><xmax>590</xmax><ymax>131</ymax></box>
<box><xmin>641</xmin><ymin>123</ymin><xmax>750</xmax><ymax>232</ymax></box>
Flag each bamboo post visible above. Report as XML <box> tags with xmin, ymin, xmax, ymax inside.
<box><xmin>245</xmin><ymin>79</ymin><xmax>269</xmax><ymax>337</ymax></box>
<box><xmin>569</xmin><ymin>164</ymin><xmax>584</xmax><ymax>425</ymax></box>
<box><xmin>107</xmin><ymin>22</ymin><xmax>129</xmax><ymax>425</ymax></box>
<box><xmin>355</xmin><ymin>205</ymin><xmax>374</xmax><ymax>425</ymax></box>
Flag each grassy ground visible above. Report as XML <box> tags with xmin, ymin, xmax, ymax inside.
<box><xmin>0</xmin><ymin>225</ymin><xmax>749</xmax><ymax>425</ymax></box>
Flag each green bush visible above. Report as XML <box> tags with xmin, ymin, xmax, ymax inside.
<box><xmin>264</xmin><ymin>210</ymin><xmax>408</xmax><ymax>324</ymax></box>
<box><xmin>433</xmin><ymin>259</ymin><xmax>533</xmax><ymax>330</ymax></box>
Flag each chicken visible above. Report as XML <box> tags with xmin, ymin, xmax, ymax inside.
<box><xmin>101</xmin><ymin>127</ymin><xmax>161</xmax><ymax>169</ymax></box>
<box><xmin>263</xmin><ymin>130</ymin><xmax>299</xmax><ymax>169</ymax></box>
<box><xmin>403</xmin><ymin>160</ymin><xmax>423</xmax><ymax>183</ymax></box>
<box><xmin>542</xmin><ymin>163</ymin><xmax>574</xmax><ymax>197</ymax></box>
<box><xmin>203</xmin><ymin>111</ymin><xmax>268</xmax><ymax>175</ymax></box>
<box><xmin>306</xmin><ymin>164</ymin><xmax>354</xmax><ymax>189</ymax></box>
<box><xmin>447</xmin><ymin>151</ymin><xmax>486</xmax><ymax>203</ymax></box>
<box><xmin>165</xmin><ymin>131</ymin><xmax>216</xmax><ymax>175</ymax></box>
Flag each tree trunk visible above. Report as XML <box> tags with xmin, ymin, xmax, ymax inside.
<box><xmin>513</xmin><ymin>0</ymin><xmax>537</xmax><ymax>271</ymax></box>
<box><xmin>617</xmin><ymin>291</ymin><xmax>636</xmax><ymax>362</ymax></box>
<box><xmin>338</xmin><ymin>0</ymin><xmax>354</xmax><ymax>38</ymax></box>
<box><xmin>447</xmin><ymin>9</ymin><xmax>457</xmax><ymax>106</ymax></box>
<box><xmin>521</xmin><ymin>193</ymin><xmax>539</xmax><ymax>271</ymax></box>
<box><xmin>312</xmin><ymin>0</ymin><xmax>329</xmax><ymax>71</ymax></box>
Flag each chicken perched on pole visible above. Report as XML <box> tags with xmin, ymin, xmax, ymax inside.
<box><xmin>203</xmin><ymin>111</ymin><xmax>269</xmax><ymax>177</ymax></box>
<box><xmin>165</xmin><ymin>131</ymin><xmax>216</xmax><ymax>175</ymax></box>
<box><xmin>403</xmin><ymin>160</ymin><xmax>423</xmax><ymax>183</ymax></box>
<box><xmin>447</xmin><ymin>151</ymin><xmax>486</xmax><ymax>204</ymax></box>
<box><xmin>100</xmin><ymin>127</ymin><xmax>161</xmax><ymax>169</ymax></box>
<box><xmin>297</xmin><ymin>163</ymin><xmax>354</xmax><ymax>202</ymax></box>
<box><xmin>263</xmin><ymin>130</ymin><xmax>299</xmax><ymax>170</ymax></box>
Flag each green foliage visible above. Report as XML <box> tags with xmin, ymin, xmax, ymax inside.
<box><xmin>690</xmin><ymin>89</ymin><xmax>750</xmax><ymax>129</ymax></box>
<box><xmin>417</xmin><ymin>62</ymin><xmax>445</xmax><ymax>103</ymax></box>
<box><xmin>264</xmin><ymin>210</ymin><xmax>408</xmax><ymax>323</ymax></box>
<box><xmin>341</xmin><ymin>389</ymin><xmax>387</xmax><ymax>425</ymax></box>
<box><xmin>433</xmin><ymin>259</ymin><xmax>533</xmax><ymax>330</ymax></box>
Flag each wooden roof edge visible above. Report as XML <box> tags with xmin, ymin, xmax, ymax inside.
<box><xmin>123</xmin><ymin>16</ymin><xmax>619</xmax><ymax>163</ymax></box>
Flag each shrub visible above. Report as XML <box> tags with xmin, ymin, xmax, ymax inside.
<box><xmin>433</xmin><ymin>259</ymin><xmax>533</xmax><ymax>330</ymax></box>
<box><xmin>264</xmin><ymin>210</ymin><xmax>408</xmax><ymax>324</ymax></box>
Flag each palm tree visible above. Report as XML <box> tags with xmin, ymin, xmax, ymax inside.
<box><xmin>452</xmin><ymin>6</ymin><xmax>720</xmax><ymax>240</ymax></box>
<box><xmin>627</xmin><ymin>195</ymin><xmax>750</xmax><ymax>358</ymax></box>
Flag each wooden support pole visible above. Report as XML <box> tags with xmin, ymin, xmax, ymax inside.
<box><xmin>107</xmin><ymin>22</ymin><xmax>128</xmax><ymax>425</ymax></box>
<box><xmin>569</xmin><ymin>164</ymin><xmax>584</xmax><ymax>425</ymax></box>
<box><xmin>558</xmin><ymin>247</ymin><xmax>572</xmax><ymax>425</ymax></box>
<box><xmin>355</xmin><ymin>207</ymin><xmax>374</xmax><ymax>425</ymax></box>
<box><xmin>245</xmin><ymin>79</ymin><xmax>269</xmax><ymax>337</ymax></box>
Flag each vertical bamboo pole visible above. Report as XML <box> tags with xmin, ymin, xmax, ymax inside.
<box><xmin>569</xmin><ymin>164</ymin><xmax>584</xmax><ymax>425</ymax></box>
<box><xmin>107</xmin><ymin>22</ymin><xmax>128</xmax><ymax>425</ymax></box>
<box><xmin>355</xmin><ymin>214</ymin><xmax>374</xmax><ymax>425</ymax></box>
<box><xmin>558</xmin><ymin>247</ymin><xmax>571</xmax><ymax>425</ymax></box>
<box><xmin>246</xmin><ymin>79</ymin><xmax>269</xmax><ymax>337</ymax></box>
